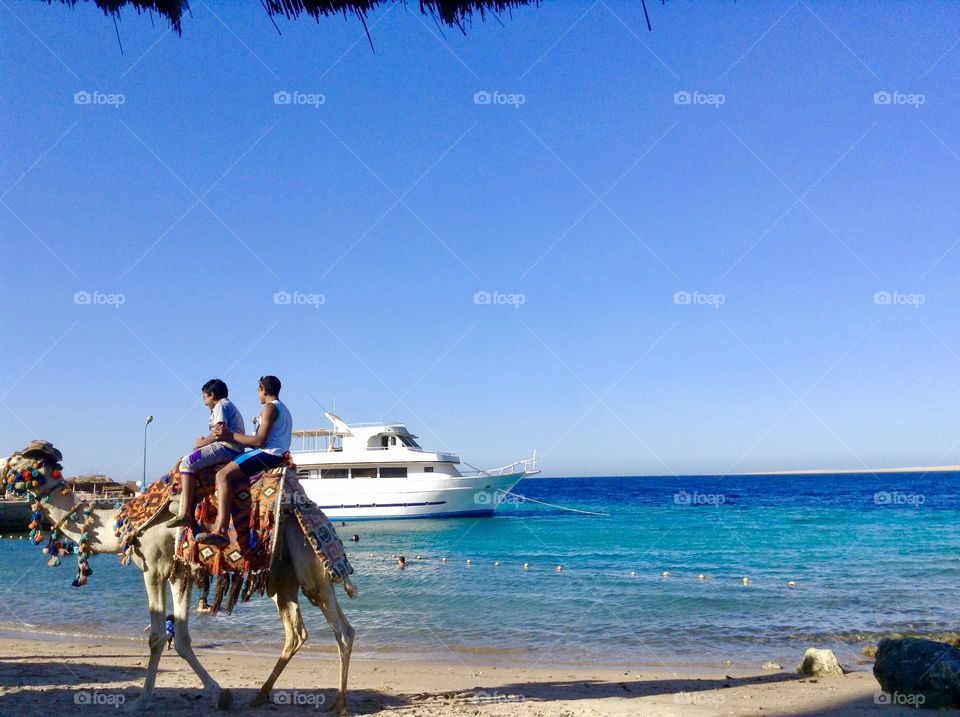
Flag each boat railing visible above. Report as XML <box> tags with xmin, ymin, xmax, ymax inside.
<box><xmin>406</xmin><ymin>447</ymin><xmax>459</xmax><ymax>458</ymax></box>
<box><xmin>348</xmin><ymin>421</ymin><xmax>405</xmax><ymax>428</ymax></box>
<box><xmin>468</xmin><ymin>456</ymin><xmax>539</xmax><ymax>477</ymax></box>
<box><xmin>353</xmin><ymin>446</ymin><xmax>460</xmax><ymax>459</ymax></box>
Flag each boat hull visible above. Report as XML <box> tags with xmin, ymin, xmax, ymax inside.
<box><xmin>299</xmin><ymin>471</ymin><xmax>527</xmax><ymax>520</ymax></box>
<box><xmin>0</xmin><ymin>500</ymin><xmax>30</xmax><ymax>533</ymax></box>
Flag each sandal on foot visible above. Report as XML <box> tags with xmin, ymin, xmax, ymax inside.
<box><xmin>196</xmin><ymin>531</ymin><xmax>230</xmax><ymax>547</ymax></box>
<box><xmin>165</xmin><ymin>516</ymin><xmax>194</xmax><ymax>529</ymax></box>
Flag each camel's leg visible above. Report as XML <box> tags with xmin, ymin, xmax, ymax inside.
<box><xmin>304</xmin><ymin>578</ymin><xmax>354</xmax><ymax>715</ymax></box>
<box><xmin>123</xmin><ymin>570</ymin><xmax>167</xmax><ymax>712</ymax></box>
<box><xmin>250</xmin><ymin>568</ymin><xmax>309</xmax><ymax>707</ymax></box>
<box><xmin>170</xmin><ymin>578</ymin><xmax>232</xmax><ymax>709</ymax></box>
<box><xmin>284</xmin><ymin>519</ymin><xmax>354</xmax><ymax>715</ymax></box>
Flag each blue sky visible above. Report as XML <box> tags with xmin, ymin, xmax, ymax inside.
<box><xmin>2</xmin><ymin>1</ymin><xmax>960</xmax><ymax>479</ymax></box>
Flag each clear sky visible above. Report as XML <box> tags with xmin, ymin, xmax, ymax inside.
<box><xmin>2</xmin><ymin>1</ymin><xmax>959</xmax><ymax>479</ymax></box>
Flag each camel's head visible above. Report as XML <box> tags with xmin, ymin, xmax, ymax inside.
<box><xmin>3</xmin><ymin>441</ymin><xmax>83</xmax><ymax>579</ymax></box>
<box><xmin>2</xmin><ymin>440</ymin><xmax>65</xmax><ymax>499</ymax></box>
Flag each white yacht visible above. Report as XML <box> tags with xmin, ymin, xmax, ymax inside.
<box><xmin>290</xmin><ymin>413</ymin><xmax>539</xmax><ymax>520</ymax></box>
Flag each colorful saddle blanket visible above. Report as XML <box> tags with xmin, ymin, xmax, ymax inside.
<box><xmin>117</xmin><ymin>461</ymin><xmax>353</xmax><ymax>614</ymax></box>
<box><xmin>174</xmin><ymin>466</ymin><xmax>282</xmax><ymax>576</ymax></box>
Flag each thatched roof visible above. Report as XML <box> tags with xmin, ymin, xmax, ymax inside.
<box><xmin>69</xmin><ymin>474</ymin><xmax>114</xmax><ymax>484</ymax></box>
<box><xmin>47</xmin><ymin>1</ymin><xmax>656</xmax><ymax>34</ymax></box>
<box><xmin>70</xmin><ymin>474</ymin><xmax>137</xmax><ymax>495</ymax></box>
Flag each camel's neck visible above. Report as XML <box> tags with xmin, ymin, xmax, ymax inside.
<box><xmin>41</xmin><ymin>485</ymin><xmax>122</xmax><ymax>555</ymax></box>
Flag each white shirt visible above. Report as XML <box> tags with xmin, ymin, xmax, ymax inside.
<box><xmin>210</xmin><ymin>398</ymin><xmax>245</xmax><ymax>450</ymax></box>
<box><xmin>262</xmin><ymin>399</ymin><xmax>292</xmax><ymax>456</ymax></box>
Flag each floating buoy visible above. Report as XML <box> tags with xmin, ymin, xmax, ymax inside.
<box><xmin>742</xmin><ymin>577</ymin><xmax>752</xmax><ymax>585</ymax></box>
<box><xmin>698</xmin><ymin>574</ymin><xmax>705</xmax><ymax>581</ymax></box>
<box><xmin>416</xmin><ymin>555</ymin><xmax>423</xmax><ymax>561</ymax></box>
<box><xmin>788</xmin><ymin>580</ymin><xmax>797</xmax><ymax>588</ymax></box>
<box><xmin>441</xmin><ymin>557</ymin><xmax>448</xmax><ymax>563</ymax></box>
<box><xmin>556</xmin><ymin>565</ymin><xmax>563</xmax><ymax>572</ymax></box>
<box><xmin>523</xmin><ymin>562</ymin><xmax>529</xmax><ymax>570</ymax></box>
<box><xmin>630</xmin><ymin>571</ymin><xmax>637</xmax><ymax>577</ymax></box>
<box><xmin>493</xmin><ymin>561</ymin><xmax>500</xmax><ymax>567</ymax></box>
<box><xmin>466</xmin><ymin>559</ymin><xmax>472</xmax><ymax>565</ymax></box>
<box><xmin>662</xmin><ymin>571</ymin><xmax>671</xmax><ymax>577</ymax></box>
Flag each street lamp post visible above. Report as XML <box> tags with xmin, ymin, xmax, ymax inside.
<box><xmin>142</xmin><ymin>415</ymin><xmax>153</xmax><ymax>491</ymax></box>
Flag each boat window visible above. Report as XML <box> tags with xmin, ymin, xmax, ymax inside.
<box><xmin>399</xmin><ymin>435</ymin><xmax>421</xmax><ymax>448</ymax></box>
<box><xmin>297</xmin><ymin>470</ymin><xmax>309</xmax><ymax>479</ymax></box>
<box><xmin>424</xmin><ymin>466</ymin><xmax>434</xmax><ymax>473</ymax></box>
<box><xmin>391</xmin><ymin>436</ymin><xmax>397</xmax><ymax>446</ymax></box>
<box><xmin>321</xmin><ymin>468</ymin><xmax>349</xmax><ymax>479</ymax></box>
<box><xmin>351</xmin><ymin>467</ymin><xmax>377</xmax><ymax>479</ymax></box>
<box><xmin>379</xmin><ymin>467</ymin><xmax>407</xmax><ymax>478</ymax></box>
<box><xmin>381</xmin><ymin>436</ymin><xmax>389</xmax><ymax>448</ymax></box>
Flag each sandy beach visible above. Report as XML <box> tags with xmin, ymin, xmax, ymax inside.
<box><xmin>0</xmin><ymin>633</ymin><xmax>924</xmax><ymax>716</ymax></box>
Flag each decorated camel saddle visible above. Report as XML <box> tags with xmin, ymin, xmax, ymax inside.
<box><xmin>118</xmin><ymin>460</ymin><xmax>353</xmax><ymax>614</ymax></box>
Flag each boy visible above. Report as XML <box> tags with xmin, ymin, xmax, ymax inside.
<box><xmin>166</xmin><ymin>614</ymin><xmax>175</xmax><ymax>650</ymax></box>
<box><xmin>166</xmin><ymin>379</ymin><xmax>245</xmax><ymax>529</ymax></box>
<box><xmin>196</xmin><ymin>375</ymin><xmax>292</xmax><ymax>546</ymax></box>
<box><xmin>142</xmin><ymin>614</ymin><xmax>176</xmax><ymax>650</ymax></box>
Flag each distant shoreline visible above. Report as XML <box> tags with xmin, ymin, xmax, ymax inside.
<box><xmin>741</xmin><ymin>465</ymin><xmax>960</xmax><ymax>476</ymax></box>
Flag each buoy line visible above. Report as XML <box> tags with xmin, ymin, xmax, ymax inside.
<box><xmin>346</xmin><ymin>551</ymin><xmax>800</xmax><ymax>588</ymax></box>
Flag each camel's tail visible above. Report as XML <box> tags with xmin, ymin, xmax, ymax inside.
<box><xmin>343</xmin><ymin>576</ymin><xmax>358</xmax><ymax>599</ymax></box>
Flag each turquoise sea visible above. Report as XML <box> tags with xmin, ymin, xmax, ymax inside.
<box><xmin>1</xmin><ymin>473</ymin><xmax>958</xmax><ymax>669</ymax></box>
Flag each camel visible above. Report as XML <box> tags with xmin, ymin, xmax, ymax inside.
<box><xmin>2</xmin><ymin>451</ymin><xmax>356</xmax><ymax>714</ymax></box>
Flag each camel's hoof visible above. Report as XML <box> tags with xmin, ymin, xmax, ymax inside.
<box><xmin>249</xmin><ymin>691</ymin><xmax>269</xmax><ymax>708</ymax></box>
<box><xmin>121</xmin><ymin>697</ymin><xmax>149</xmax><ymax>713</ymax></box>
<box><xmin>216</xmin><ymin>688</ymin><xmax>233</xmax><ymax>710</ymax></box>
<box><xmin>324</xmin><ymin>693</ymin><xmax>347</xmax><ymax>715</ymax></box>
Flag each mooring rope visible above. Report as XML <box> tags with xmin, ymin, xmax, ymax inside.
<box><xmin>495</xmin><ymin>489</ymin><xmax>609</xmax><ymax>517</ymax></box>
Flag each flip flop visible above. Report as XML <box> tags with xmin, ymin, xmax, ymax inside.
<box><xmin>195</xmin><ymin>531</ymin><xmax>230</xmax><ymax>547</ymax></box>
<box><xmin>165</xmin><ymin>516</ymin><xmax>195</xmax><ymax>529</ymax></box>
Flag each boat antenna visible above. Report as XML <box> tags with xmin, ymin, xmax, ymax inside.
<box><xmin>301</xmin><ymin>385</ymin><xmax>330</xmax><ymax>415</ymax></box>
